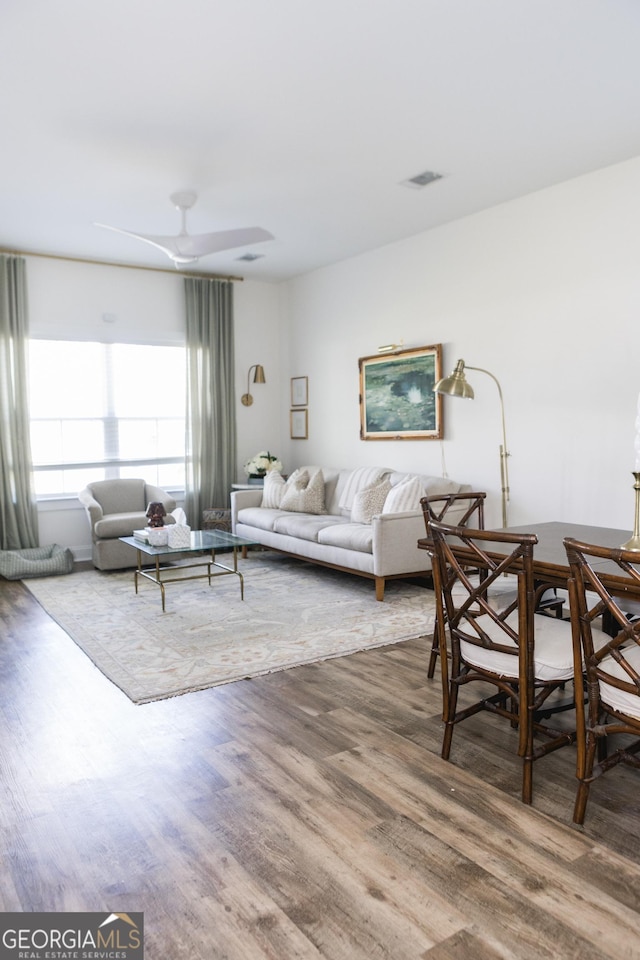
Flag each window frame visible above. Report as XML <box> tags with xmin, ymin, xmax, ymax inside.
<box><xmin>28</xmin><ymin>338</ymin><xmax>187</xmax><ymax>499</ymax></box>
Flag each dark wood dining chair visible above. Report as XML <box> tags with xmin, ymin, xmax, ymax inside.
<box><xmin>564</xmin><ymin>537</ymin><xmax>640</xmax><ymax>825</ymax></box>
<box><xmin>421</xmin><ymin>493</ymin><xmax>517</xmax><ymax>679</ymax></box>
<box><xmin>426</xmin><ymin>520</ymin><xmax>576</xmax><ymax>804</ymax></box>
<box><xmin>422</xmin><ymin>493</ymin><xmax>487</xmax><ymax>680</ymax></box>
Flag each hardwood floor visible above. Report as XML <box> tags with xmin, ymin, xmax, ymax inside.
<box><xmin>1</xmin><ymin>574</ymin><xmax>640</xmax><ymax>959</ymax></box>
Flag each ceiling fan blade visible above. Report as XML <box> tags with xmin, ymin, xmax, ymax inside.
<box><xmin>95</xmin><ymin>222</ymin><xmax>273</xmax><ymax>264</ymax></box>
<box><xmin>94</xmin><ymin>222</ymin><xmax>199</xmax><ymax>264</ymax></box>
<box><xmin>178</xmin><ymin>227</ymin><xmax>274</xmax><ymax>257</ymax></box>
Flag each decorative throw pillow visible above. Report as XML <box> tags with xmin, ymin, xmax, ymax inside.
<box><xmin>279</xmin><ymin>468</ymin><xmax>327</xmax><ymax>514</ymax></box>
<box><xmin>338</xmin><ymin>466</ymin><xmax>391</xmax><ymax>512</ymax></box>
<box><xmin>261</xmin><ymin>470</ymin><xmax>286</xmax><ymax>509</ymax></box>
<box><xmin>351</xmin><ymin>478</ymin><xmax>392</xmax><ymax>524</ymax></box>
<box><xmin>382</xmin><ymin>475</ymin><xmax>423</xmax><ymax>514</ymax></box>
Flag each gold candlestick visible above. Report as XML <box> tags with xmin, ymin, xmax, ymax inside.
<box><xmin>622</xmin><ymin>471</ymin><xmax>640</xmax><ymax>551</ymax></box>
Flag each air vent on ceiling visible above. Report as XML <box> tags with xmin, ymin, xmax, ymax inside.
<box><xmin>236</xmin><ymin>252</ymin><xmax>265</xmax><ymax>262</ymax></box>
<box><xmin>400</xmin><ymin>170</ymin><xmax>444</xmax><ymax>189</ymax></box>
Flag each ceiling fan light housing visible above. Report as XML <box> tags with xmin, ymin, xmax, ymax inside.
<box><xmin>170</xmin><ymin>190</ymin><xmax>197</xmax><ymax>210</ymax></box>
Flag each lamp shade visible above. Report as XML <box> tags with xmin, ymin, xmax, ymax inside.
<box><xmin>241</xmin><ymin>363</ymin><xmax>266</xmax><ymax>406</ymax></box>
<box><xmin>433</xmin><ymin>359</ymin><xmax>474</xmax><ymax>399</ymax></box>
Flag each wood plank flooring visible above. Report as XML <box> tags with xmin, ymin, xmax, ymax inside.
<box><xmin>1</xmin><ymin>574</ymin><xmax>640</xmax><ymax>959</ymax></box>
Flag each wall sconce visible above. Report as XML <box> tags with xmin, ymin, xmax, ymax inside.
<box><xmin>434</xmin><ymin>358</ymin><xmax>511</xmax><ymax>527</ymax></box>
<box><xmin>377</xmin><ymin>340</ymin><xmax>404</xmax><ymax>354</ymax></box>
<box><xmin>241</xmin><ymin>364</ymin><xmax>266</xmax><ymax>406</ymax></box>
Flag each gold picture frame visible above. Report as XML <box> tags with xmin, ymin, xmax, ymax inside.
<box><xmin>290</xmin><ymin>408</ymin><xmax>308</xmax><ymax>439</ymax></box>
<box><xmin>291</xmin><ymin>376</ymin><xmax>308</xmax><ymax>406</ymax></box>
<box><xmin>359</xmin><ymin>344</ymin><xmax>443</xmax><ymax>440</ymax></box>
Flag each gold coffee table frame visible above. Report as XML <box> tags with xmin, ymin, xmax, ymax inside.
<box><xmin>119</xmin><ymin>529</ymin><xmax>257</xmax><ymax>611</ymax></box>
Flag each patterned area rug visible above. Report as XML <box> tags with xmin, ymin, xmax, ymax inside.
<box><xmin>24</xmin><ymin>552</ymin><xmax>435</xmax><ymax>704</ymax></box>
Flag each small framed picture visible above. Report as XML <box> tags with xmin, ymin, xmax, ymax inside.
<box><xmin>290</xmin><ymin>408</ymin><xmax>308</xmax><ymax>439</ymax></box>
<box><xmin>291</xmin><ymin>376</ymin><xmax>308</xmax><ymax>406</ymax></box>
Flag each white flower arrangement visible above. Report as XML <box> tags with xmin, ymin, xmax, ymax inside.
<box><xmin>244</xmin><ymin>450</ymin><xmax>283</xmax><ymax>477</ymax></box>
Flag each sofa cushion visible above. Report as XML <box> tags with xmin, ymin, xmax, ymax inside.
<box><xmin>280</xmin><ymin>468</ymin><xmax>327</xmax><ymax>514</ymax></box>
<box><xmin>383</xmin><ymin>475</ymin><xmax>423</xmax><ymax>514</ymax></box>
<box><xmin>261</xmin><ymin>470</ymin><xmax>286</xmax><ymax>508</ymax></box>
<box><xmin>338</xmin><ymin>466</ymin><xmax>391</xmax><ymax>512</ymax></box>
<box><xmin>237</xmin><ymin>507</ymin><xmax>285</xmax><ymax>532</ymax></box>
<box><xmin>90</xmin><ymin>478</ymin><xmax>147</xmax><ymax>515</ymax></box>
<box><xmin>273</xmin><ymin>513</ymin><xmax>348</xmax><ymax>542</ymax></box>
<box><xmin>351</xmin><ymin>478</ymin><xmax>392</xmax><ymax>524</ymax></box>
<box><xmin>94</xmin><ymin>511</ymin><xmax>157</xmax><ymax>538</ymax></box>
<box><xmin>320</xmin><ymin>467</ymin><xmax>343</xmax><ymax>516</ymax></box>
<box><xmin>317</xmin><ymin>523</ymin><xmax>374</xmax><ymax>554</ymax></box>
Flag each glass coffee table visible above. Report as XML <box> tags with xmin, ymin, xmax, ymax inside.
<box><xmin>119</xmin><ymin>529</ymin><xmax>258</xmax><ymax>611</ymax></box>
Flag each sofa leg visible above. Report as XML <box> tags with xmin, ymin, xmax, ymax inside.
<box><xmin>375</xmin><ymin>577</ymin><xmax>385</xmax><ymax>601</ymax></box>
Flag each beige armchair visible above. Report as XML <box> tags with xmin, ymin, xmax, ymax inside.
<box><xmin>79</xmin><ymin>478</ymin><xmax>176</xmax><ymax>570</ymax></box>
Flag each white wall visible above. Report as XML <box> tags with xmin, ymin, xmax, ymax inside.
<box><xmin>284</xmin><ymin>156</ymin><xmax>640</xmax><ymax>531</ymax></box>
<box><xmin>23</xmin><ymin>153</ymin><xmax>640</xmax><ymax>555</ymax></box>
<box><xmin>234</xmin><ymin>279</ymin><xmax>288</xmax><ymax>474</ymax></box>
<box><xmin>25</xmin><ymin>257</ymin><xmax>285</xmax><ymax>558</ymax></box>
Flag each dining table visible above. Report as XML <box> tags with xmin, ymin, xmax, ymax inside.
<box><xmin>417</xmin><ymin>520</ymin><xmax>640</xmax><ymax>604</ymax></box>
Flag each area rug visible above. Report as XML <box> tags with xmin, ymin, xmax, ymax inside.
<box><xmin>24</xmin><ymin>552</ymin><xmax>435</xmax><ymax>704</ymax></box>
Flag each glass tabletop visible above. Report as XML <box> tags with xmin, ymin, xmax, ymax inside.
<box><xmin>120</xmin><ymin>529</ymin><xmax>258</xmax><ymax>556</ymax></box>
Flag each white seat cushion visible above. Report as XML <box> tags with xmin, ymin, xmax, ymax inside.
<box><xmin>273</xmin><ymin>514</ymin><xmax>346</xmax><ymax>542</ymax></box>
<box><xmin>236</xmin><ymin>507</ymin><xmax>285</xmax><ymax>531</ymax></box>
<box><xmin>317</xmin><ymin>523</ymin><xmax>374</xmax><ymax>554</ymax></box>
<box><xmin>451</xmin><ymin>573</ymin><xmax>518</xmax><ymax>612</ymax></box>
<box><xmin>599</xmin><ymin>644</ymin><xmax>640</xmax><ymax>720</ymax></box>
<box><xmin>459</xmin><ymin>610</ymin><xmax>575</xmax><ymax>682</ymax></box>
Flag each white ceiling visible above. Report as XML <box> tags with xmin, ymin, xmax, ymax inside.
<box><xmin>2</xmin><ymin>0</ymin><xmax>640</xmax><ymax>283</ymax></box>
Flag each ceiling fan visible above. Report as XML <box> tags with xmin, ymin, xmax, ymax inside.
<box><xmin>95</xmin><ymin>191</ymin><xmax>273</xmax><ymax>267</ymax></box>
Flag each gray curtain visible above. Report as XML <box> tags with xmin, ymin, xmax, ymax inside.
<box><xmin>0</xmin><ymin>256</ymin><xmax>39</xmax><ymax>549</ymax></box>
<box><xmin>184</xmin><ymin>278</ymin><xmax>236</xmax><ymax>526</ymax></box>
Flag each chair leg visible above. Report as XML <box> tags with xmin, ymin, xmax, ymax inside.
<box><xmin>441</xmin><ymin>683</ymin><xmax>459</xmax><ymax>761</ymax></box>
<box><xmin>573</xmin><ymin>730</ymin><xmax>598</xmax><ymax>825</ymax></box>
<box><xmin>522</xmin><ymin>761</ymin><xmax>533</xmax><ymax>805</ymax></box>
<box><xmin>573</xmin><ymin>780</ymin><xmax>591</xmax><ymax>826</ymax></box>
<box><xmin>427</xmin><ymin>624</ymin><xmax>439</xmax><ymax>679</ymax></box>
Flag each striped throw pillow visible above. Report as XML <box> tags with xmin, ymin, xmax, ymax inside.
<box><xmin>382</xmin><ymin>476</ymin><xmax>423</xmax><ymax>514</ymax></box>
<box><xmin>261</xmin><ymin>470</ymin><xmax>286</xmax><ymax>508</ymax></box>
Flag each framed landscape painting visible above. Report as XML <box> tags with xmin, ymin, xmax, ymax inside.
<box><xmin>359</xmin><ymin>344</ymin><xmax>443</xmax><ymax>440</ymax></box>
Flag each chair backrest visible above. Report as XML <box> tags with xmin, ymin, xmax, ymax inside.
<box><xmin>564</xmin><ymin>537</ymin><xmax>640</xmax><ymax>720</ymax></box>
<box><xmin>420</xmin><ymin>492</ymin><xmax>487</xmax><ymax>536</ymax></box>
<box><xmin>87</xmin><ymin>478</ymin><xmax>147</xmax><ymax>515</ymax></box>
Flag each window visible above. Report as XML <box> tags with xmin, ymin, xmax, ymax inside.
<box><xmin>29</xmin><ymin>340</ymin><xmax>186</xmax><ymax>497</ymax></box>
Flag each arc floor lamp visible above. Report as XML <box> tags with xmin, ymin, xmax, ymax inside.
<box><xmin>434</xmin><ymin>359</ymin><xmax>511</xmax><ymax>527</ymax></box>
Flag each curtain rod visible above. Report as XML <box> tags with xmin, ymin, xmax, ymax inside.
<box><xmin>0</xmin><ymin>247</ymin><xmax>244</xmax><ymax>282</ymax></box>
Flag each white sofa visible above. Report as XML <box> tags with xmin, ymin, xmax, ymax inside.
<box><xmin>231</xmin><ymin>465</ymin><xmax>470</xmax><ymax>600</ymax></box>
